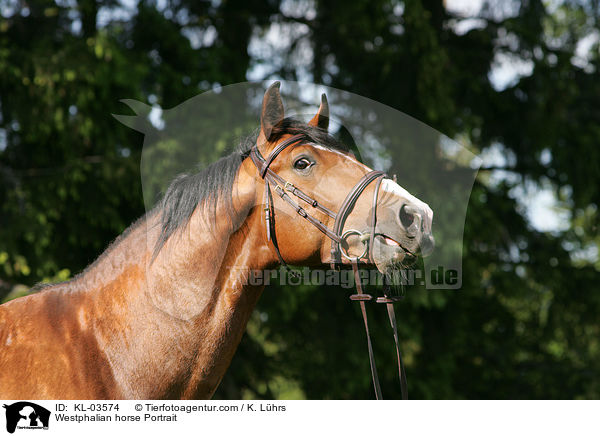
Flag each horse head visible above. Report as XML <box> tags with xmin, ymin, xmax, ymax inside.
<box><xmin>249</xmin><ymin>82</ymin><xmax>434</xmax><ymax>274</ymax></box>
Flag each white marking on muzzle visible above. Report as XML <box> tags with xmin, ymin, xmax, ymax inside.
<box><xmin>381</xmin><ymin>179</ymin><xmax>433</xmax><ymax>234</ymax></box>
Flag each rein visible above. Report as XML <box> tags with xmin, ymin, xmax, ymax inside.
<box><xmin>250</xmin><ymin>134</ymin><xmax>408</xmax><ymax>400</ymax></box>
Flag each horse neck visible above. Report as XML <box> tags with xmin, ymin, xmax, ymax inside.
<box><xmin>82</xmin><ymin>167</ymin><xmax>273</xmax><ymax>399</ymax></box>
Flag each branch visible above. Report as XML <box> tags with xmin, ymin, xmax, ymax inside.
<box><xmin>478</xmin><ymin>166</ymin><xmax>519</xmax><ymax>172</ymax></box>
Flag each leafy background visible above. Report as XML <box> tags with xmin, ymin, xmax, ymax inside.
<box><xmin>1</xmin><ymin>0</ymin><xmax>599</xmax><ymax>399</ymax></box>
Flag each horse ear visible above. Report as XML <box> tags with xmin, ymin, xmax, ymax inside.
<box><xmin>258</xmin><ymin>82</ymin><xmax>284</xmax><ymax>145</ymax></box>
<box><xmin>308</xmin><ymin>93</ymin><xmax>329</xmax><ymax>131</ymax></box>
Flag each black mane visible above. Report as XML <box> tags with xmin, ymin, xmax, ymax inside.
<box><xmin>153</xmin><ymin>118</ymin><xmax>349</xmax><ymax>256</ymax></box>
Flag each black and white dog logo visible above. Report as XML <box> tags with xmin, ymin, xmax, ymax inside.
<box><xmin>3</xmin><ymin>402</ymin><xmax>50</xmax><ymax>433</ymax></box>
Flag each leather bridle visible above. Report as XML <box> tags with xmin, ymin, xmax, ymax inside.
<box><xmin>250</xmin><ymin>133</ymin><xmax>408</xmax><ymax>400</ymax></box>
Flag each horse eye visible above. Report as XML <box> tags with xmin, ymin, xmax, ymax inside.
<box><xmin>294</xmin><ymin>158</ymin><xmax>312</xmax><ymax>171</ymax></box>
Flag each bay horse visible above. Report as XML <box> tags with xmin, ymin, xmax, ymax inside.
<box><xmin>0</xmin><ymin>83</ymin><xmax>433</xmax><ymax>399</ymax></box>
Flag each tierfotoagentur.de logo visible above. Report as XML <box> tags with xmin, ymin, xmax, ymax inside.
<box><xmin>2</xmin><ymin>402</ymin><xmax>50</xmax><ymax>434</ymax></box>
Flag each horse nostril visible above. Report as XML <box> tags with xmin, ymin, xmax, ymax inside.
<box><xmin>399</xmin><ymin>204</ymin><xmax>415</xmax><ymax>229</ymax></box>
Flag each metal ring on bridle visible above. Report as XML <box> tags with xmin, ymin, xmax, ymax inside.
<box><xmin>340</xmin><ymin>229</ymin><xmax>369</xmax><ymax>261</ymax></box>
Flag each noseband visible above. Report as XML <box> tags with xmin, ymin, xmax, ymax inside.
<box><xmin>250</xmin><ymin>134</ymin><xmax>408</xmax><ymax>400</ymax></box>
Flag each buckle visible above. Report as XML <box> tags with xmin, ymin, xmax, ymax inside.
<box><xmin>284</xmin><ymin>181</ymin><xmax>294</xmax><ymax>191</ymax></box>
<box><xmin>350</xmin><ymin>294</ymin><xmax>373</xmax><ymax>301</ymax></box>
<box><xmin>376</xmin><ymin>296</ymin><xmax>404</xmax><ymax>303</ymax></box>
